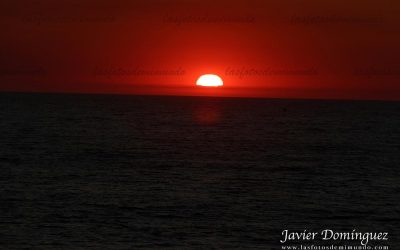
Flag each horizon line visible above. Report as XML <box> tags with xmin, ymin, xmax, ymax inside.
<box><xmin>1</xmin><ymin>90</ymin><xmax>399</xmax><ymax>103</ymax></box>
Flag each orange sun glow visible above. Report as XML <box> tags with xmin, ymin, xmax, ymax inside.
<box><xmin>196</xmin><ymin>74</ymin><xmax>224</xmax><ymax>87</ymax></box>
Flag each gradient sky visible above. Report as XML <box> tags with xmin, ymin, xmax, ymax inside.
<box><xmin>1</xmin><ymin>0</ymin><xmax>399</xmax><ymax>100</ymax></box>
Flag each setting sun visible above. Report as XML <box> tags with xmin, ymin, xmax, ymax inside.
<box><xmin>196</xmin><ymin>74</ymin><xmax>223</xmax><ymax>87</ymax></box>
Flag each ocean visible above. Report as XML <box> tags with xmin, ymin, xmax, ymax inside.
<box><xmin>0</xmin><ymin>92</ymin><xmax>399</xmax><ymax>249</ymax></box>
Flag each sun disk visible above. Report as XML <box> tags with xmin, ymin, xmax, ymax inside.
<box><xmin>196</xmin><ymin>74</ymin><xmax>223</xmax><ymax>87</ymax></box>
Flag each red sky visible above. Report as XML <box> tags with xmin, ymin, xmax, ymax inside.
<box><xmin>1</xmin><ymin>0</ymin><xmax>399</xmax><ymax>100</ymax></box>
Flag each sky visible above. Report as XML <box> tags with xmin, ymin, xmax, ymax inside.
<box><xmin>1</xmin><ymin>0</ymin><xmax>399</xmax><ymax>100</ymax></box>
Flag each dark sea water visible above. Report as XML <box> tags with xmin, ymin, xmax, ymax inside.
<box><xmin>0</xmin><ymin>93</ymin><xmax>399</xmax><ymax>249</ymax></box>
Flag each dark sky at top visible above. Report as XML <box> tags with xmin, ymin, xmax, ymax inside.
<box><xmin>1</xmin><ymin>0</ymin><xmax>399</xmax><ymax>100</ymax></box>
